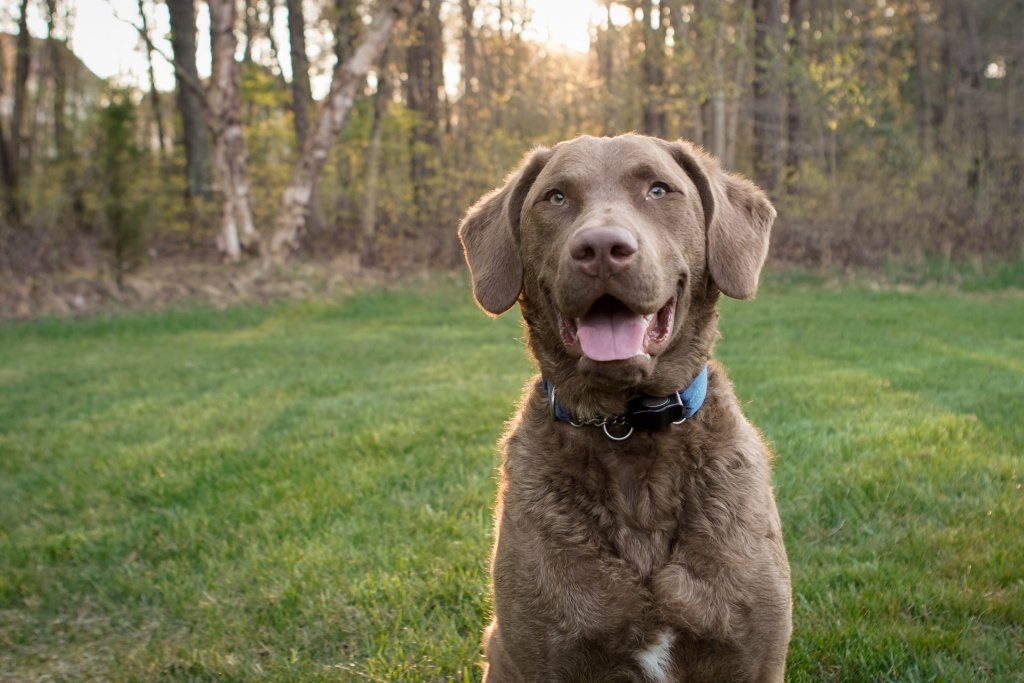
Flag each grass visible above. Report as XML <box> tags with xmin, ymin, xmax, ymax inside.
<box><xmin>1</xmin><ymin>273</ymin><xmax>1022</xmax><ymax>681</ymax></box>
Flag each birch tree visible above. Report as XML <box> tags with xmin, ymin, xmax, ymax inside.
<box><xmin>207</xmin><ymin>0</ymin><xmax>261</xmax><ymax>261</ymax></box>
<box><xmin>269</xmin><ymin>0</ymin><xmax>414</xmax><ymax>260</ymax></box>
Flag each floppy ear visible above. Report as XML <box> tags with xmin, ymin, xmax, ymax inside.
<box><xmin>458</xmin><ymin>147</ymin><xmax>551</xmax><ymax>315</ymax></box>
<box><xmin>666</xmin><ymin>140</ymin><xmax>776</xmax><ymax>300</ymax></box>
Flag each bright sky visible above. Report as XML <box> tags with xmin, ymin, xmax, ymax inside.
<box><xmin>9</xmin><ymin>0</ymin><xmax>624</xmax><ymax>96</ymax></box>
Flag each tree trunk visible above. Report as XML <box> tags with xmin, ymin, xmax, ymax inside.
<box><xmin>405</xmin><ymin>0</ymin><xmax>444</xmax><ymax>239</ymax></box>
<box><xmin>286</xmin><ymin>0</ymin><xmax>312</xmax><ymax>148</ymax></box>
<box><xmin>0</xmin><ymin>0</ymin><xmax>31</xmax><ymax>221</ymax></box>
<box><xmin>959</xmin><ymin>0</ymin><xmax>990</xmax><ymax>196</ymax></box>
<box><xmin>44</xmin><ymin>0</ymin><xmax>70</xmax><ymax>161</ymax></box>
<box><xmin>753</xmin><ymin>0</ymin><xmax>783</xmax><ymax>192</ymax></box>
<box><xmin>137</xmin><ymin>0</ymin><xmax>166</xmax><ymax>154</ymax></box>
<box><xmin>263</xmin><ymin>0</ymin><xmax>286</xmax><ymax>76</ymax></box>
<box><xmin>334</xmin><ymin>0</ymin><xmax>363</xmax><ymax>64</ymax></box>
<box><xmin>270</xmin><ymin>0</ymin><xmax>411</xmax><ymax>260</ymax></box>
<box><xmin>330</xmin><ymin>0</ymin><xmax>362</xmax><ymax>239</ymax></box>
<box><xmin>786</xmin><ymin>0</ymin><xmax>804</xmax><ymax>182</ymax></box>
<box><xmin>242</xmin><ymin>0</ymin><xmax>256</xmax><ymax>64</ymax></box>
<box><xmin>640</xmin><ymin>0</ymin><xmax>667</xmax><ymax>137</ymax></box>
<box><xmin>207</xmin><ymin>0</ymin><xmax>260</xmax><ymax>261</ymax></box>
<box><xmin>11</xmin><ymin>0</ymin><xmax>30</xmax><ymax>176</ymax></box>
<box><xmin>458</xmin><ymin>0</ymin><xmax>477</xmax><ymax>162</ymax></box>
<box><xmin>168</xmin><ymin>0</ymin><xmax>212</xmax><ymax>199</ymax></box>
<box><xmin>710</xmin><ymin>19</ymin><xmax>727</xmax><ymax>161</ymax></box>
<box><xmin>45</xmin><ymin>0</ymin><xmax>88</xmax><ymax>232</ymax></box>
<box><xmin>285</xmin><ymin>0</ymin><xmax>329</xmax><ymax>239</ymax></box>
<box><xmin>360</xmin><ymin>49</ymin><xmax>392</xmax><ymax>263</ymax></box>
<box><xmin>1013</xmin><ymin>0</ymin><xmax>1024</xmax><ymax>150</ymax></box>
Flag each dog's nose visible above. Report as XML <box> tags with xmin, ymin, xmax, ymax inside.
<box><xmin>569</xmin><ymin>227</ymin><xmax>638</xmax><ymax>277</ymax></box>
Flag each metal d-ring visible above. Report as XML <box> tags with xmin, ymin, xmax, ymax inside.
<box><xmin>602</xmin><ymin>423</ymin><xmax>634</xmax><ymax>441</ymax></box>
<box><xmin>672</xmin><ymin>416</ymin><xmax>688</xmax><ymax>425</ymax></box>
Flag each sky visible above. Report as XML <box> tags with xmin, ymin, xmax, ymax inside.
<box><xmin>10</xmin><ymin>0</ymin><xmax>623</xmax><ymax>96</ymax></box>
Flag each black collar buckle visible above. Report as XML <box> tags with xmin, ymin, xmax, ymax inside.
<box><xmin>625</xmin><ymin>392</ymin><xmax>687</xmax><ymax>431</ymax></box>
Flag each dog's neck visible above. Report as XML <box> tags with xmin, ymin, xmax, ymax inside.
<box><xmin>541</xmin><ymin>365</ymin><xmax>709</xmax><ymax>441</ymax></box>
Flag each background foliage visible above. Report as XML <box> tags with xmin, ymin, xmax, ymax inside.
<box><xmin>0</xmin><ymin>0</ymin><xmax>1021</xmax><ymax>280</ymax></box>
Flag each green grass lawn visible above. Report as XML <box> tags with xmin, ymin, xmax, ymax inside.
<box><xmin>1</xmin><ymin>275</ymin><xmax>1022</xmax><ymax>682</ymax></box>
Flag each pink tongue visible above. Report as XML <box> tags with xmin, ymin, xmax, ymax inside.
<box><xmin>577</xmin><ymin>308</ymin><xmax>648</xmax><ymax>361</ymax></box>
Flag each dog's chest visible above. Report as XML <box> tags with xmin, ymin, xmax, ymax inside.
<box><xmin>592</xmin><ymin>445</ymin><xmax>685</xmax><ymax>579</ymax></box>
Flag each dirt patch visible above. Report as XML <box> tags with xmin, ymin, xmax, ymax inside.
<box><xmin>0</xmin><ymin>253</ymin><xmax>402</xmax><ymax>321</ymax></box>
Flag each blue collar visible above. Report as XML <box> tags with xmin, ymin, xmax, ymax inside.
<box><xmin>541</xmin><ymin>365</ymin><xmax>709</xmax><ymax>441</ymax></box>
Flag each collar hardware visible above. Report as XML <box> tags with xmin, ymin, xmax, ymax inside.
<box><xmin>542</xmin><ymin>365</ymin><xmax>709</xmax><ymax>441</ymax></box>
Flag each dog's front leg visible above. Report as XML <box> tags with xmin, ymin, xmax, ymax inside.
<box><xmin>650</xmin><ymin>564</ymin><xmax>737</xmax><ymax>639</ymax></box>
<box><xmin>486</xmin><ymin>511</ymin><xmax>645</xmax><ymax>680</ymax></box>
<box><xmin>482</xmin><ymin>621</ymin><xmax>526</xmax><ymax>683</ymax></box>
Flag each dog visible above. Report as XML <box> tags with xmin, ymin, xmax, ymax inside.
<box><xmin>459</xmin><ymin>134</ymin><xmax>792</xmax><ymax>682</ymax></box>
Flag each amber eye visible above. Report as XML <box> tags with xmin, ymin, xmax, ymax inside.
<box><xmin>647</xmin><ymin>182</ymin><xmax>670</xmax><ymax>200</ymax></box>
<box><xmin>546</xmin><ymin>190</ymin><xmax>566</xmax><ymax>206</ymax></box>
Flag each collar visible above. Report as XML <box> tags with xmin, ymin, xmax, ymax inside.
<box><xmin>541</xmin><ymin>365</ymin><xmax>709</xmax><ymax>441</ymax></box>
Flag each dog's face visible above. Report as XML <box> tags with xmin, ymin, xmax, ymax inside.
<box><xmin>460</xmin><ymin>134</ymin><xmax>774</xmax><ymax>399</ymax></box>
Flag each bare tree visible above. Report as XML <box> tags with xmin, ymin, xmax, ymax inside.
<box><xmin>0</xmin><ymin>0</ymin><xmax>32</xmax><ymax>221</ymax></box>
<box><xmin>137</xmin><ymin>0</ymin><xmax>167</xmax><ymax>154</ymax></box>
<box><xmin>270</xmin><ymin>0</ymin><xmax>414</xmax><ymax>260</ymax></box>
<box><xmin>640</xmin><ymin>0</ymin><xmax>667</xmax><ymax>137</ymax></box>
<box><xmin>786</xmin><ymin>0</ymin><xmax>804</xmax><ymax>182</ymax></box>
<box><xmin>207</xmin><ymin>0</ymin><xmax>260</xmax><ymax>261</ymax></box>
<box><xmin>241</xmin><ymin>0</ymin><xmax>256</xmax><ymax>63</ymax></box>
<box><xmin>360</xmin><ymin>47</ymin><xmax>392</xmax><ymax>262</ymax></box>
<box><xmin>405</xmin><ymin>0</ymin><xmax>444</xmax><ymax>236</ymax></box>
<box><xmin>710</xmin><ymin>15</ymin><xmax>727</xmax><ymax>161</ymax></box>
<box><xmin>753</xmin><ymin>0</ymin><xmax>784</xmax><ymax>191</ymax></box>
<box><xmin>167</xmin><ymin>0</ymin><xmax>212</xmax><ymax>199</ymax></box>
<box><xmin>286</xmin><ymin>0</ymin><xmax>312</xmax><ymax>148</ymax></box>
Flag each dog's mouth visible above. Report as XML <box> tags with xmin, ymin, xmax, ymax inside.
<box><xmin>558</xmin><ymin>295</ymin><xmax>676</xmax><ymax>362</ymax></box>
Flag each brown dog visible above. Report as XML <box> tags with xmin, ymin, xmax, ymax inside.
<box><xmin>459</xmin><ymin>134</ymin><xmax>791</xmax><ymax>682</ymax></box>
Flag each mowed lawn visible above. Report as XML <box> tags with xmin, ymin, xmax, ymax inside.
<box><xmin>1</xmin><ymin>275</ymin><xmax>1021</xmax><ymax>682</ymax></box>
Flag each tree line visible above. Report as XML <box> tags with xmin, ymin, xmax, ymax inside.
<box><xmin>0</xmin><ymin>0</ymin><xmax>1021</xmax><ymax>279</ymax></box>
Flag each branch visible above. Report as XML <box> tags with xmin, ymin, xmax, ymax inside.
<box><xmin>104</xmin><ymin>0</ymin><xmax>208</xmax><ymax>106</ymax></box>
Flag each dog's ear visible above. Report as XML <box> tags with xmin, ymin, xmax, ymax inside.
<box><xmin>459</xmin><ymin>147</ymin><xmax>551</xmax><ymax>315</ymax></box>
<box><xmin>665</xmin><ymin>140</ymin><xmax>775</xmax><ymax>300</ymax></box>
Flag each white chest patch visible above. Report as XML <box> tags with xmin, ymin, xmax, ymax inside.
<box><xmin>636</xmin><ymin>629</ymin><xmax>677</xmax><ymax>683</ymax></box>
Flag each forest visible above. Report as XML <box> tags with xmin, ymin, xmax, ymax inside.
<box><xmin>0</xmin><ymin>0</ymin><xmax>1021</xmax><ymax>296</ymax></box>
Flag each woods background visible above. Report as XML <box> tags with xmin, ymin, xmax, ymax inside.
<box><xmin>0</xmin><ymin>0</ymin><xmax>1021</xmax><ymax>293</ymax></box>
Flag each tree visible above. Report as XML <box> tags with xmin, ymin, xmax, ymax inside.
<box><xmin>286</xmin><ymin>0</ymin><xmax>312</xmax><ymax>148</ymax></box>
<box><xmin>137</xmin><ymin>0</ymin><xmax>167</xmax><ymax>154</ymax></box>
<box><xmin>640</xmin><ymin>0</ymin><xmax>667</xmax><ymax>137</ymax></box>
<box><xmin>785</xmin><ymin>0</ymin><xmax>804</xmax><ymax>182</ymax></box>
<box><xmin>752</xmin><ymin>0</ymin><xmax>783</xmax><ymax>192</ymax></box>
<box><xmin>167</xmin><ymin>0</ymin><xmax>213</xmax><ymax>199</ymax></box>
<box><xmin>405</xmin><ymin>0</ymin><xmax>444</xmax><ymax>235</ymax></box>
<box><xmin>207</xmin><ymin>0</ymin><xmax>261</xmax><ymax>261</ymax></box>
<box><xmin>98</xmin><ymin>92</ymin><xmax>146</xmax><ymax>285</ymax></box>
<box><xmin>0</xmin><ymin>0</ymin><xmax>32</xmax><ymax>222</ymax></box>
<box><xmin>270</xmin><ymin>0</ymin><xmax>414</xmax><ymax>260</ymax></box>
<box><xmin>360</xmin><ymin>46</ymin><xmax>393</xmax><ymax>262</ymax></box>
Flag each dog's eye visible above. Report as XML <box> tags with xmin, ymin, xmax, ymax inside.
<box><xmin>647</xmin><ymin>182</ymin><xmax>670</xmax><ymax>200</ymax></box>
<box><xmin>546</xmin><ymin>190</ymin><xmax>567</xmax><ymax>206</ymax></box>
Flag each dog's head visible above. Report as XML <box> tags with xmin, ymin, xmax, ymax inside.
<box><xmin>459</xmin><ymin>134</ymin><xmax>774</xmax><ymax>409</ymax></box>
